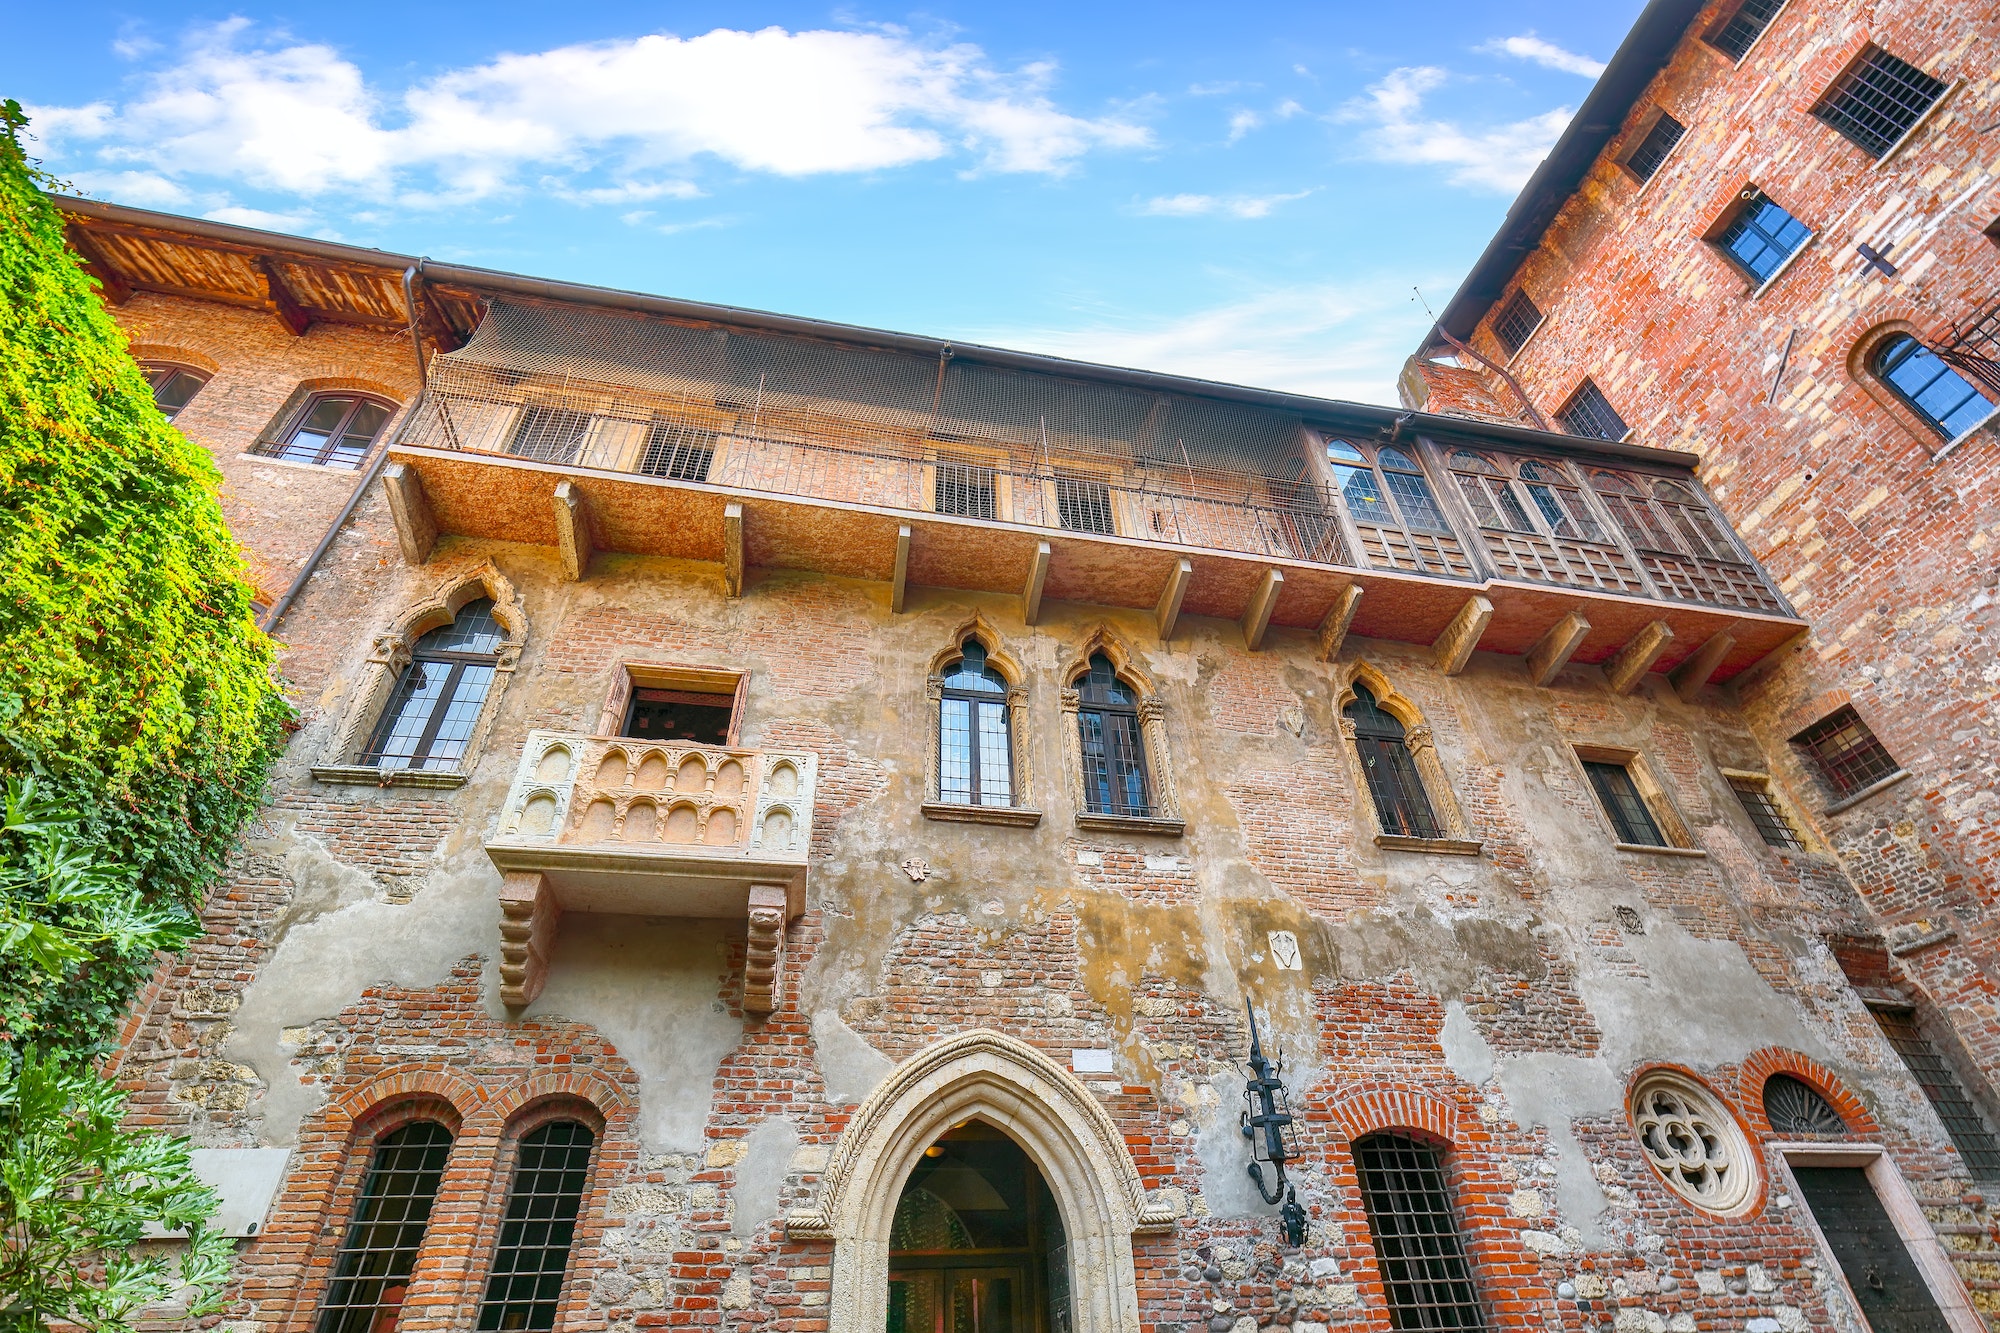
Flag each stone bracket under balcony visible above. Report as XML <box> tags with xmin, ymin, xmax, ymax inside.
<box><xmin>486</xmin><ymin>730</ymin><xmax>816</xmax><ymax>1012</ymax></box>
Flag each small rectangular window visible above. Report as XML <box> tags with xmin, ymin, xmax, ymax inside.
<box><xmin>1352</xmin><ymin>1134</ymin><xmax>1488</xmax><ymax>1333</ymax></box>
<box><xmin>1583</xmin><ymin>760</ymin><xmax>1668</xmax><ymax>847</ymax></box>
<box><xmin>935</xmin><ymin>455</ymin><xmax>998</xmax><ymax>521</ymax></box>
<box><xmin>1623</xmin><ymin>114</ymin><xmax>1687</xmax><ymax>183</ymax></box>
<box><xmin>1727</xmin><ymin>774</ymin><xmax>1805</xmax><ymax>850</ymax></box>
<box><xmin>1053</xmin><ymin>471</ymin><xmax>1115</xmax><ymax>534</ymax></box>
<box><xmin>1491</xmin><ymin>290</ymin><xmax>1543</xmax><ymax>358</ymax></box>
<box><xmin>1813</xmin><ymin>46</ymin><xmax>1948</xmax><ymax>158</ymax></box>
<box><xmin>1716</xmin><ymin>192</ymin><xmax>1812</xmax><ymax>284</ymax></box>
<box><xmin>1870</xmin><ymin>1008</ymin><xmax>2000</xmax><ymax>1178</ymax></box>
<box><xmin>1554</xmin><ymin>379</ymin><xmax>1629</xmax><ymax>441</ymax></box>
<box><xmin>1706</xmin><ymin>0</ymin><xmax>1786</xmax><ymax>61</ymax></box>
<box><xmin>639</xmin><ymin>422</ymin><xmax>715</xmax><ymax>481</ymax></box>
<box><xmin>1792</xmin><ymin>706</ymin><xmax>1901</xmax><ymax>800</ymax></box>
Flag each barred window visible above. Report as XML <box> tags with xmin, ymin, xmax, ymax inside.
<box><xmin>935</xmin><ymin>455</ymin><xmax>998</xmax><ymax>521</ymax></box>
<box><xmin>1491</xmin><ymin>291</ymin><xmax>1543</xmax><ymax>358</ymax></box>
<box><xmin>1345</xmin><ymin>685</ymin><xmax>1440</xmax><ymax>839</ymax></box>
<box><xmin>1076</xmin><ymin>654</ymin><xmax>1150</xmax><ymax>818</ymax></box>
<box><xmin>1448</xmin><ymin>451</ymin><xmax>1535</xmax><ymax>533</ymax></box>
<box><xmin>1583</xmin><ymin>760</ymin><xmax>1667</xmax><ymax>847</ymax></box>
<box><xmin>143</xmin><ymin>363</ymin><xmax>210</xmax><ymax>421</ymax></box>
<box><xmin>1554</xmin><ymin>379</ymin><xmax>1628</xmax><ymax>441</ymax></box>
<box><xmin>1792</xmin><ymin>707</ymin><xmax>1900</xmax><ymax>800</ymax></box>
<box><xmin>1716</xmin><ymin>193</ymin><xmax>1812</xmax><ymax>283</ymax></box>
<box><xmin>1351</xmin><ymin>1134</ymin><xmax>1488</xmax><ymax>1333</ymax></box>
<box><xmin>475</xmin><ymin>1121</ymin><xmax>596</xmax><ymax>1332</ymax></box>
<box><xmin>509</xmin><ymin>404</ymin><xmax>591</xmax><ymax>465</ymax></box>
<box><xmin>939</xmin><ymin>640</ymin><xmax>1013</xmax><ymax>808</ymax></box>
<box><xmin>1874</xmin><ymin>334</ymin><xmax>1997</xmax><ymax>439</ymax></box>
<box><xmin>1706</xmin><ymin>0</ymin><xmax>1786</xmax><ymax>62</ymax></box>
<box><xmin>1624</xmin><ymin>114</ymin><xmax>1687</xmax><ymax>183</ymax></box>
<box><xmin>1763</xmin><ymin>1075</ymin><xmax>1847</xmax><ymax>1135</ymax></box>
<box><xmin>1728</xmin><ymin>776</ymin><xmax>1805</xmax><ymax>850</ymax></box>
<box><xmin>1054</xmin><ymin>471</ymin><xmax>1115</xmax><ymax>535</ymax></box>
<box><xmin>640</xmin><ymin>422</ymin><xmax>715</xmax><ymax>481</ymax></box>
<box><xmin>316</xmin><ymin>1121</ymin><xmax>454</xmax><ymax>1333</ymax></box>
<box><xmin>364</xmin><ymin>599</ymin><xmax>506</xmax><ymax>772</ymax></box>
<box><xmin>257</xmin><ymin>394</ymin><xmax>394</xmax><ymax>469</ymax></box>
<box><xmin>1813</xmin><ymin>46</ymin><xmax>1948</xmax><ymax>159</ymax></box>
<box><xmin>1870</xmin><ymin>1008</ymin><xmax>2000</xmax><ymax>1178</ymax></box>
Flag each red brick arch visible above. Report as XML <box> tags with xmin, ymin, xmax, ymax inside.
<box><xmin>325</xmin><ymin>1063</ymin><xmax>488</xmax><ymax>1135</ymax></box>
<box><xmin>473</xmin><ymin>1067</ymin><xmax>636</xmax><ymax>1138</ymax></box>
<box><xmin>1323</xmin><ymin>1083</ymin><xmax>1462</xmax><ymax>1145</ymax></box>
<box><xmin>1736</xmin><ymin>1047</ymin><xmax>1880</xmax><ymax>1138</ymax></box>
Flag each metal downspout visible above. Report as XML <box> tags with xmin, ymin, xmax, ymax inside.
<box><xmin>258</xmin><ymin>263</ymin><xmax>430</xmax><ymax>634</ymax></box>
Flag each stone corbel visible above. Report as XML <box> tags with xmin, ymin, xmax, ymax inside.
<box><xmin>498</xmin><ymin>872</ymin><xmax>561</xmax><ymax>1007</ymax></box>
<box><xmin>743</xmin><ymin>885</ymin><xmax>790</xmax><ymax>1016</ymax></box>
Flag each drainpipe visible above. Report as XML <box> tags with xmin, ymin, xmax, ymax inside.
<box><xmin>258</xmin><ymin>263</ymin><xmax>430</xmax><ymax>634</ymax></box>
<box><xmin>1427</xmin><ymin>322</ymin><xmax>1551</xmax><ymax>433</ymax></box>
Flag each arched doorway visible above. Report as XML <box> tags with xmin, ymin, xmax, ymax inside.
<box><xmin>888</xmin><ymin>1121</ymin><xmax>1069</xmax><ymax>1333</ymax></box>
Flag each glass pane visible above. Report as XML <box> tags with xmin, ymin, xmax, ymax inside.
<box><xmin>975</xmin><ymin>700</ymin><xmax>1011</xmax><ymax>807</ymax></box>
<box><xmin>369</xmin><ymin>662</ymin><xmax>455</xmax><ymax>770</ymax></box>
<box><xmin>1325</xmin><ymin>439</ymin><xmax>1367</xmax><ymax>464</ymax></box>
<box><xmin>1335</xmin><ymin>464</ymin><xmax>1394</xmax><ymax>525</ymax></box>
<box><xmin>421</xmin><ymin>664</ymin><xmax>495</xmax><ymax>769</ymax></box>
<box><xmin>1584</xmin><ymin>761</ymin><xmax>1665</xmax><ymax>846</ymax></box>
<box><xmin>1383</xmin><ymin>470</ymin><xmax>1452</xmax><ymax>534</ymax></box>
<box><xmin>414</xmin><ymin>599</ymin><xmax>504</xmax><ymax>654</ymax></box>
<box><xmin>329</xmin><ymin>401</ymin><xmax>391</xmax><ymax>469</ymax></box>
<box><xmin>943</xmin><ymin>642</ymin><xmax>1006</xmax><ymax>694</ymax></box>
<box><xmin>155</xmin><ymin>370</ymin><xmax>205</xmax><ymax>419</ymax></box>
<box><xmin>940</xmin><ymin>698</ymin><xmax>973</xmax><ymax>803</ymax></box>
<box><xmin>279</xmin><ymin>396</ymin><xmax>356</xmax><ymax>465</ymax></box>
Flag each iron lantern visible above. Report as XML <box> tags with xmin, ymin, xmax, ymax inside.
<box><xmin>1238</xmin><ymin>999</ymin><xmax>1309</xmax><ymax>1246</ymax></box>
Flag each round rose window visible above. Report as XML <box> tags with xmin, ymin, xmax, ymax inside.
<box><xmin>1629</xmin><ymin>1070</ymin><xmax>1759</xmax><ymax>1215</ymax></box>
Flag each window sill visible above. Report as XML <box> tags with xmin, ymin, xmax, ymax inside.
<box><xmin>922</xmin><ymin>801</ymin><xmax>1043</xmax><ymax>828</ymax></box>
<box><xmin>1612</xmin><ymin>842</ymin><xmax>1707</xmax><ymax>858</ymax></box>
<box><xmin>238</xmin><ymin>452</ymin><xmax>364</xmax><ymax>474</ymax></box>
<box><xmin>1075</xmin><ymin>812</ymin><xmax>1185</xmax><ymax>838</ymax></box>
<box><xmin>1748</xmin><ymin>235</ymin><xmax>1814</xmax><ymax>300</ymax></box>
<box><xmin>1932</xmin><ymin>404</ymin><xmax>2000</xmax><ymax>463</ymax></box>
<box><xmin>311</xmin><ymin>764</ymin><xmax>469</xmax><ymax>789</ymax></box>
<box><xmin>1823</xmin><ymin>769</ymin><xmax>1913</xmax><ymax>815</ymax></box>
<box><xmin>1374</xmin><ymin>834</ymin><xmax>1484</xmax><ymax>856</ymax></box>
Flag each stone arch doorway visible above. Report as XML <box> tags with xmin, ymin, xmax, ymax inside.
<box><xmin>787</xmin><ymin>1030</ymin><xmax>1175</xmax><ymax>1333</ymax></box>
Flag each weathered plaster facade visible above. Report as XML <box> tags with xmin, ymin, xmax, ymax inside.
<box><xmin>68</xmin><ymin>179</ymin><xmax>2000</xmax><ymax>1332</ymax></box>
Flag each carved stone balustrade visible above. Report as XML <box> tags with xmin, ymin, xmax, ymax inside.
<box><xmin>485</xmin><ymin>730</ymin><xmax>817</xmax><ymax>1011</ymax></box>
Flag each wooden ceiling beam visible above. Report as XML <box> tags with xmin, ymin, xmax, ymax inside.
<box><xmin>63</xmin><ymin>224</ymin><xmax>132</xmax><ymax>305</ymax></box>
<box><xmin>258</xmin><ymin>256</ymin><xmax>312</xmax><ymax>336</ymax></box>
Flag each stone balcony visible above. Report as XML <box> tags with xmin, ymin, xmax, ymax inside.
<box><xmin>484</xmin><ymin>730</ymin><xmax>817</xmax><ymax>1011</ymax></box>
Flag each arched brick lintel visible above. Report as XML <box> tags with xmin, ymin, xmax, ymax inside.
<box><xmin>1737</xmin><ymin>1046</ymin><xmax>1881</xmax><ymax>1138</ymax></box>
<box><xmin>1322</xmin><ymin>1084</ymin><xmax>1463</xmax><ymax>1146</ymax></box>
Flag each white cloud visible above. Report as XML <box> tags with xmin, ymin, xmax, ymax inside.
<box><xmin>34</xmin><ymin>21</ymin><xmax>1151</xmax><ymax>208</ymax></box>
<box><xmin>1141</xmin><ymin>190</ymin><xmax>1310</xmax><ymax>219</ymax></box>
<box><xmin>972</xmin><ymin>277</ymin><xmax>1437</xmax><ymax>405</ymax></box>
<box><xmin>1226</xmin><ymin>110</ymin><xmax>1261</xmax><ymax>144</ymax></box>
<box><xmin>1479</xmin><ymin>33</ymin><xmax>1607</xmax><ymax>79</ymax></box>
<box><xmin>203</xmin><ymin>204</ymin><xmax>312</xmax><ymax>231</ymax></box>
<box><xmin>61</xmin><ymin>169</ymin><xmax>189</xmax><ymax>207</ymax></box>
<box><xmin>1340</xmin><ymin>66</ymin><xmax>1572</xmax><ymax>192</ymax></box>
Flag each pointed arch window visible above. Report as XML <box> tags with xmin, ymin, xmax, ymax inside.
<box><xmin>1077</xmin><ymin>654</ymin><xmax>1151</xmax><ymax>818</ymax></box>
<box><xmin>364</xmin><ymin>598</ymin><xmax>506</xmax><ymax>772</ymax></box>
<box><xmin>475</xmin><ymin>1121</ymin><xmax>597</xmax><ymax>1332</ymax></box>
<box><xmin>1345</xmin><ymin>685</ymin><xmax>1441</xmax><ymax>839</ymax></box>
<box><xmin>316</xmin><ymin>1121</ymin><xmax>454</xmax><ymax>1333</ymax></box>
<box><xmin>939</xmin><ymin>640</ymin><xmax>1013</xmax><ymax>807</ymax></box>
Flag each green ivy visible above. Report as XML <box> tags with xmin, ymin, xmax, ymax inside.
<box><xmin>0</xmin><ymin>102</ymin><xmax>291</xmax><ymax>1057</ymax></box>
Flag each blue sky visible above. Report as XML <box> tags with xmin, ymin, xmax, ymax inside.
<box><xmin>4</xmin><ymin>2</ymin><xmax>1638</xmax><ymax>405</ymax></box>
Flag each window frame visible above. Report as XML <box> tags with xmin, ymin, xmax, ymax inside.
<box><xmin>254</xmin><ymin>391</ymin><xmax>399</xmax><ymax>470</ymax></box>
<box><xmin>1060</xmin><ymin>639</ymin><xmax>1180</xmax><ymax>835</ymax></box>
<box><xmin>924</xmin><ymin>627</ymin><xmax>1038</xmax><ymax>827</ymax></box>
<box><xmin>1553</xmin><ymin>378</ymin><xmax>1631</xmax><ymax>442</ymax></box>
<box><xmin>1620</xmin><ymin>110</ymin><xmax>1688</xmax><ymax>186</ymax></box>
<box><xmin>141</xmin><ymin>361</ymin><xmax>211</xmax><ymax>421</ymax></box>
<box><xmin>1721</xmin><ymin>769</ymin><xmax>1809</xmax><ymax>852</ymax></box>
<box><xmin>1573</xmin><ymin>745</ymin><xmax>1700</xmax><ymax>854</ymax></box>
<box><xmin>596</xmin><ymin>662</ymin><xmax>746</xmax><ymax>744</ymax></box>
<box><xmin>1709</xmin><ymin>188</ymin><xmax>1814</xmax><ymax>290</ymax></box>
<box><xmin>472</xmin><ymin>1118</ymin><xmax>599</xmax><ymax>1333</ymax></box>
<box><xmin>1872</xmin><ymin>333</ymin><xmax>2000</xmax><ymax>443</ymax></box>
<box><xmin>928</xmin><ymin>446</ymin><xmax>1011</xmax><ymax>523</ymax></box>
<box><xmin>1335</xmin><ymin>667</ymin><xmax>1480</xmax><ymax>855</ymax></box>
<box><xmin>1349</xmin><ymin>1131</ymin><xmax>1491</xmax><ymax>1333</ymax></box>
<box><xmin>1490</xmin><ymin>289</ymin><xmax>1544</xmax><ymax>360</ymax></box>
<box><xmin>1811</xmin><ymin>44</ymin><xmax>1950</xmax><ymax>161</ymax></box>
<box><xmin>1791</xmin><ymin>706</ymin><xmax>1906</xmax><ymax>808</ymax></box>
<box><xmin>313</xmin><ymin>1118</ymin><xmax>457</xmax><ymax>1333</ymax></box>
<box><xmin>1320</xmin><ymin>435</ymin><xmax>1472</xmax><ymax>578</ymax></box>
<box><xmin>360</xmin><ymin>599</ymin><xmax>508</xmax><ymax>774</ymax></box>
<box><xmin>1702</xmin><ymin>0</ymin><xmax>1790</xmax><ymax>64</ymax></box>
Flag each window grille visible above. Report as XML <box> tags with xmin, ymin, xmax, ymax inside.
<box><xmin>1554</xmin><ymin>380</ymin><xmax>1628</xmax><ymax>441</ymax></box>
<box><xmin>363</xmin><ymin>598</ymin><xmax>506</xmax><ymax>772</ymax></box>
<box><xmin>1517</xmin><ymin>460</ymin><xmax>1607</xmax><ymax>542</ymax></box>
<box><xmin>1324</xmin><ymin>438</ymin><xmax>1471</xmax><ymax>578</ymax></box>
<box><xmin>1762</xmin><ymin>1075</ymin><xmax>1846</xmax><ymax>1135</ymax></box>
<box><xmin>1874</xmin><ymin>334</ymin><xmax>1997</xmax><ymax>439</ymax></box>
<box><xmin>255</xmin><ymin>394</ymin><xmax>393</xmax><ymax>469</ymax></box>
<box><xmin>1053</xmin><ymin>472</ymin><xmax>1115</xmax><ymax>534</ymax></box>
<box><xmin>939</xmin><ymin>640</ymin><xmax>1013</xmax><ymax>807</ymax></box>
<box><xmin>1345</xmin><ymin>685</ymin><xmax>1440</xmax><ymax>839</ymax></box>
<box><xmin>1716</xmin><ymin>193</ymin><xmax>1812</xmax><ymax>283</ymax></box>
<box><xmin>1813</xmin><ymin>46</ymin><xmax>1947</xmax><ymax>158</ymax></box>
<box><xmin>1707</xmin><ymin>0</ymin><xmax>1786</xmax><ymax>61</ymax></box>
<box><xmin>1583</xmin><ymin>760</ymin><xmax>1666</xmax><ymax>846</ymax></box>
<box><xmin>640</xmin><ymin>422</ymin><xmax>715</xmax><ymax>481</ymax></box>
<box><xmin>1625</xmin><ymin>114</ymin><xmax>1687</xmax><ymax>183</ymax></box>
<box><xmin>1792</xmin><ymin>707</ymin><xmax>1900</xmax><ymax>799</ymax></box>
<box><xmin>1351</xmin><ymin>1134</ymin><xmax>1488</xmax><ymax>1333</ymax></box>
<box><xmin>475</xmin><ymin>1121</ymin><xmax>596</xmax><ymax>1332</ymax></box>
<box><xmin>1491</xmin><ymin>291</ymin><xmax>1543</xmax><ymax>358</ymax></box>
<box><xmin>1377</xmin><ymin>447</ymin><xmax>1453</xmax><ymax>534</ymax></box>
<box><xmin>1076</xmin><ymin>654</ymin><xmax>1151</xmax><ymax>817</ymax></box>
<box><xmin>144</xmin><ymin>363</ymin><xmax>209</xmax><ymax>421</ymax></box>
<box><xmin>509</xmin><ymin>405</ymin><xmax>591</xmax><ymax>464</ymax></box>
<box><xmin>1729</xmin><ymin>777</ymin><xmax>1804</xmax><ymax>850</ymax></box>
<box><xmin>1448</xmin><ymin>451</ymin><xmax>1535</xmax><ymax>533</ymax></box>
<box><xmin>1870</xmin><ymin>1009</ymin><xmax>2000</xmax><ymax>1178</ymax></box>
<box><xmin>935</xmin><ymin>455</ymin><xmax>998</xmax><ymax>521</ymax></box>
<box><xmin>315</xmin><ymin>1121</ymin><xmax>454</xmax><ymax>1333</ymax></box>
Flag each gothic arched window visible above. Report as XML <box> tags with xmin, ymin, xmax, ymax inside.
<box><xmin>1345</xmin><ymin>684</ymin><xmax>1441</xmax><ymax>839</ymax></box>
<box><xmin>365</xmin><ymin>598</ymin><xmax>506</xmax><ymax>772</ymax></box>
<box><xmin>939</xmin><ymin>639</ymin><xmax>1013</xmax><ymax>807</ymax></box>
<box><xmin>1077</xmin><ymin>654</ymin><xmax>1151</xmax><ymax>818</ymax></box>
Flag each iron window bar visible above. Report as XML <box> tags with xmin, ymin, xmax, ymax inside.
<box><xmin>1762</xmin><ymin>1075</ymin><xmax>1847</xmax><ymax>1135</ymax></box>
<box><xmin>1491</xmin><ymin>291</ymin><xmax>1543</xmax><ymax>359</ymax></box>
<box><xmin>254</xmin><ymin>394</ymin><xmax>394</xmax><ymax>469</ymax></box>
<box><xmin>939</xmin><ymin>640</ymin><xmax>1014</xmax><ymax>807</ymax></box>
<box><xmin>1813</xmin><ymin>46</ymin><xmax>1948</xmax><ymax>159</ymax></box>
<box><xmin>1935</xmin><ymin>294</ymin><xmax>2000</xmax><ymax>398</ymax></box>
<box><xmin>1583</xmin><ymin>760</ymin><xmax>1666</xmax><ymax>846</ymax></box>
<box><xmin>935</xmin><ymin>453</ymin><xmax>999</xmax><ymax>521</ymax></box>
<box><xmin>1554</xmin><ymin>380</ymin><xmax>1629</xmax><ymax>442</ymax></box>
<box><xmin>1351</xmin><ymin>1134</ymin><xmax>1489</xmax><ymax>1333</ymax></box>
<box><xmin>1728</xmin><ymin>777</ymin><xmax>1805</xmax><ymax>850</ymax></box>
<box><xmin>1791</xmin><ymin>706</ymin><xmax>1900</xmax><ymax>799</ymax></box>
<box><xmin>1870</xmin><ymin>1008</ymin><xmax>2000</xmax><ymax>1178</ymax></box>
<box><xmin>475</xmin><ymin>1121</ymin><xmax>596</xmax><ymax>1332</ymax></box>
<box><xmin>315</xmin><ymin>1121</ymin><xmax>454</xmax><ymax>1333</ymax></box>
<box><xmin>1625</xmin><ymin>114</ymin><xmax>1687</xmax><ymax>183</ymax></box>
<box><xmin>1706</xmin><ymin>0</ymin><xmax>1786</xmax><ymax>62</ymax></box>
<box><xmin>1345</xmin><ymin>684</ymin><xmax>1440</xmax><ymax>839</ymax></box>
<box><xmin>640</xmin><ymin>421</ymin><xmax>716</xmax><ymax>481</ymax></box>
<box><xmin>1053</xmin><ymin>471</ymin><xmax>1116</xmax><ymax>534</ymax></box>
<box><xmin>1076</xmin><ymin>654</ymin><xmax>1152</xmax><ymax>818</ymax></box>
